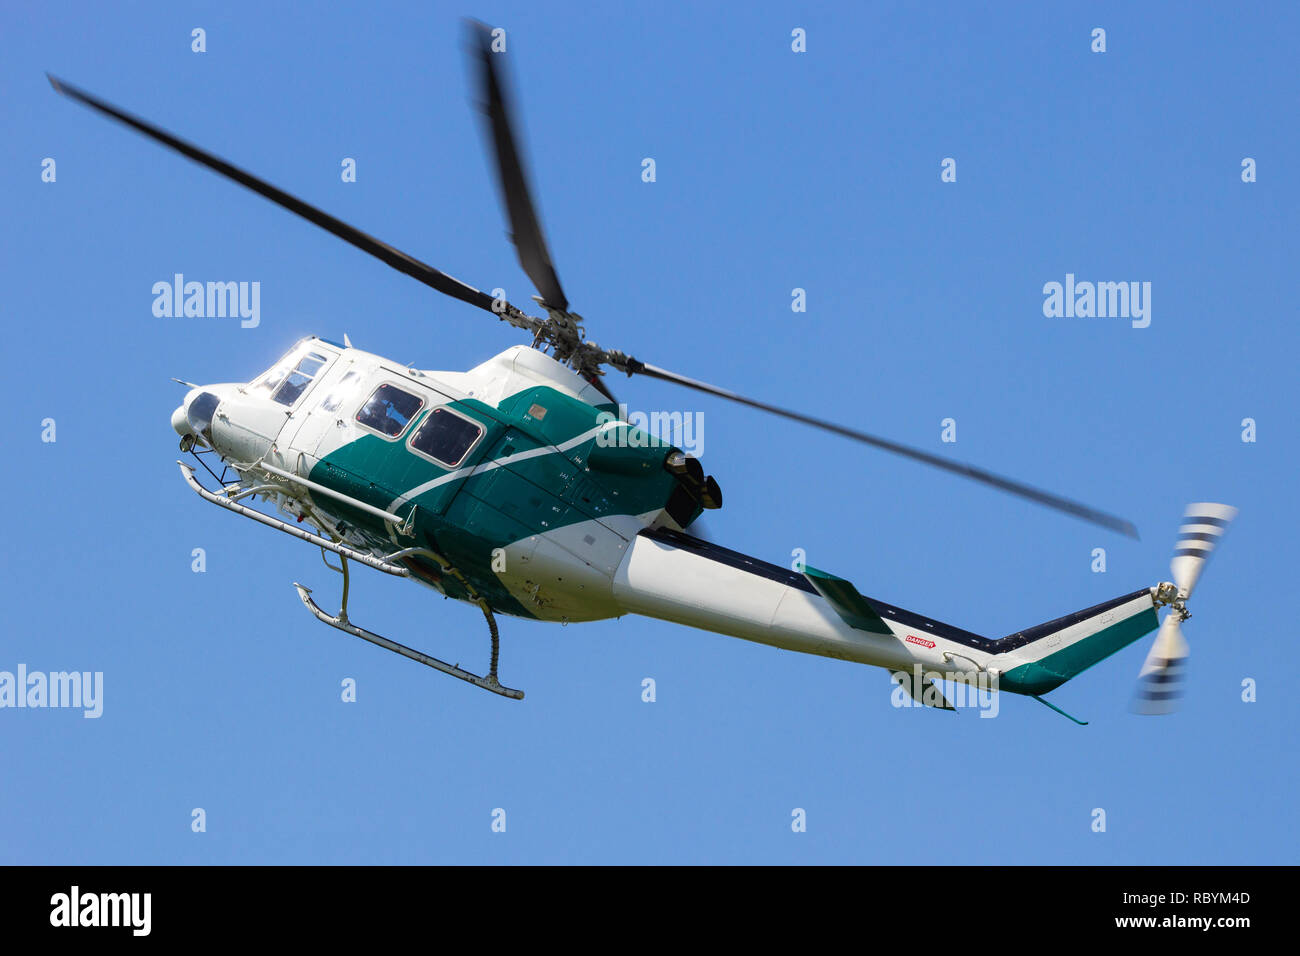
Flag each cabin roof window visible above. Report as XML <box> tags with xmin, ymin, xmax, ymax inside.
<box><xmin>357</xmin><ymin>384</ymin><xmax>424</xmax><ymax>438</ymax></box>
<box><xmin>409</xmin><ymin>407</ymin><xmax>485</xmax><ymax>468</ymax></box>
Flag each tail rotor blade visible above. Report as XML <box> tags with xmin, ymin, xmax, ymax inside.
<box><xmin>1171</xmin><ymin>502</ymin><xmax>1237</xmax><ymax>598</ymax></box>
<box><xmin>1132</xmin><ymin>614</ymin><xmax>1189</xmax><ymax>715</ymax></box>
<box><xmin>1132</xmin><ymin>501</ymin><xmax>1236</xmax><ymax>715</ymax></box>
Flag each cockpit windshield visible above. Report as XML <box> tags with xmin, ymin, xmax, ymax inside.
<box><xmin>252</xmin><ymin>339</ymin><xmax>333</xmax><ymax>406</ymax></box>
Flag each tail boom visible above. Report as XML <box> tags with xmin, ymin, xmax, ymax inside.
<box><xmin>613</xmin><ymin>528</ymin><xmax>1161</xmax><ymax>699</ymax></box>
<box><xmin>612</xmin><ymin>529</ymin><xmax>914</xmax><ymax>670</ymax></box>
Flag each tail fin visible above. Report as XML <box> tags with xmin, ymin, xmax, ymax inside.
<box><xmin>993</xmin><ymin>588</ymin><xmax>1159</xmax><ymax>696</ymax></box>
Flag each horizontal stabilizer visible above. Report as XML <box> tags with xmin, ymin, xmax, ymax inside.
<box><xmin>804</xmin><ymin>566</ymin><xmax>893</xmax><ymax>635</ymax></box>
<box><xmin>891</xmin><ymin>669</ymin><xmax>955</xmax><ymax>710</ymax></box>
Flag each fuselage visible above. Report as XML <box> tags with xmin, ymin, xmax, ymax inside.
<box><xmin>173</xmin><ymin>336</ymin><xmax>1162</xmax><ymax>697</ymax></box>
<box><xmin>175</xmin><ymin>336</ymin><xmax>706</xmax><ymax>623</ymax></box>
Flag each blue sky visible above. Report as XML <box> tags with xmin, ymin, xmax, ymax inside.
<box><xmin>2</xmin><ymin>1</ymin><xmax>1296</xmax><ymax>864</ymax></box>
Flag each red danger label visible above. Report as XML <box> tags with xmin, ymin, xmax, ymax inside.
<box><xmin>905</xmin><ymin>635</ymin><xmax>936</xmax><ymax>649</ymax></box>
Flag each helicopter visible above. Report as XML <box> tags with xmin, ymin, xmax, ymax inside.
<box><xmin>48</xmin><ymin>22</ymin><xmax>1235</xmax><ymax>718</ymax></box>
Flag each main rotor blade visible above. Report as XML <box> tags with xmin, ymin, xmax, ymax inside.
<box><xmin>47</xmin><ymin>74</ymin><xmax>513</xmax><ymax>318</ymax></box>
<box><xmin>468</xmin><ymin>21</ymin><xmax>569</xmax><ymax>313</ymax></box>
<box><xmin>624</xmin><ymin>360</ymin><xmax>1139</xmax><ymax>538</ymax></box>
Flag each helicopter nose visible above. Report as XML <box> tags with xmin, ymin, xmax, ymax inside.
<box><xmin>171</xmin><ymin>402</ymin><xmax>190</xmax><ymax>437</ymax></box>
<box><xmin>173</xmin><ymin>388</ymin><xmax>222</xmax><ymax>446</ymax></box>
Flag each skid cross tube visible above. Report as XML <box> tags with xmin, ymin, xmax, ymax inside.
<box><xmin>258</xmin><ymin>460</ymin><xmax>416</xmax><ymax>536</ymax></box>
<box><xmin>178</xmin><ymin>462</ymin><xmax>409</xmax><ymax>576</ymax></box>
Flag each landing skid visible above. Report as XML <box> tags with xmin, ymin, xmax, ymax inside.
<box><xmin>293</xmin><ymin>544</ymin><xmax>524</xmax><ymax>701</ymax></box>
<box><xmin>178</xmin><ymin>460</ymin><xmax>523</xmax><ymax>700</ymax></box>
<box><xmin>291</xmin><ymin>532</ymin><xmax>524</xmax><ymax>699</ymax></box>
<box><xmin>294</xmin><ymin>582</ymin><xmax>524</xmax><ymax>700</ymax></box>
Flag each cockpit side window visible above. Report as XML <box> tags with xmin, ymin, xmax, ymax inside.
<box><xmin>270</xmin><ymin>352</ymin><xmax>329</xmax><ymax>406</ymax></box>
<box><xmin>356</xmin><ymin>384</ymin><xmax>424</xmax><ymax>438</ymax></box>
<box><xmin>409</xmin><ymin>407</ymin><xmax>485</xmax><ymax>468</ymax></box>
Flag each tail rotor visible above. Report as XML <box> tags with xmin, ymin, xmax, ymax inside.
<box><xmin>1132</xmin><ymin>502</ymin><xmax>1237</xmax><ymax>715</ymax></box>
